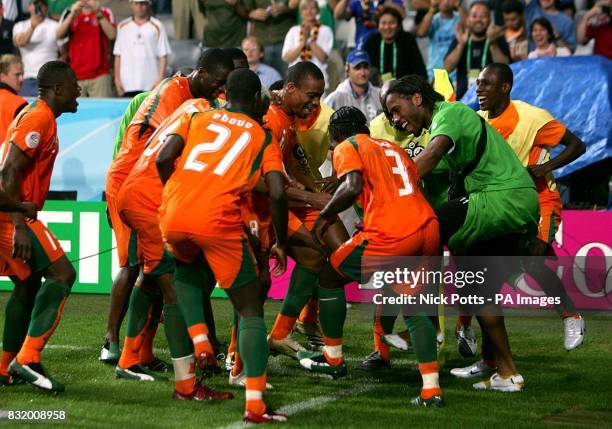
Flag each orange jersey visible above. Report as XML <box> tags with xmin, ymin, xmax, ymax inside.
<box><xmin>0</xmin><ymin>99</ymin><xmax>58</xmax><ymax>209</ymax></box>
<box><xmin>333</xmin><ymin>134</ymin><xmax>436</xmax><ymax>242</ymax></box>
<box><xmin>106</xmin><ymin>76</ymin><xmax>193</xmax><ymax>196</ymax></box>
<box><xmin>118</xmin><ymin>98</ymin><xmax>216</xmax><ymax>213</ymax></box>
<box><xmin>486</xmin><ymin>101</ymin><xmax>565</xmax><ymax>206</ymax></box>
<box><xmin>159</xmin><ymin>108</ymin><xmax>284</xmax><ymax>236</ymax></box>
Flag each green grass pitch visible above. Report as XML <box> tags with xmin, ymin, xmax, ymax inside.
<box><xmin>0</xmin><ymin>293</ymin><xmax>610</xmax><ymax>429</ymax></box>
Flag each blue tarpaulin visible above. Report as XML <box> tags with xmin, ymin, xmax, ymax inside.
<box><xmin>461</xmin><ymin>55</ymin><xmax>612</xmax><ymax>177</ymax></box>
<box><xmin>50</xmin><ymin>98</ymin><xmax>130</xmax><ymax>201</ymax></box>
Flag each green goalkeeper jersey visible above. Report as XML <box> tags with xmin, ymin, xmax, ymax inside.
<box><xmin>112</xmin><ymin>92</ymin><xmax>150</xmax><ymax>159</ymax></box>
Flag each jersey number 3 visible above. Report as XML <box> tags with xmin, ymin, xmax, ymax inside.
<box><xmin>385</xmin><ymin>150</ymin><xmax>413</xmax><ymax>196</ymax></box>
<box><xmin>184</xmin><ymin>123</ymin><xmax>251</xmax><ymax>175</ymax></box>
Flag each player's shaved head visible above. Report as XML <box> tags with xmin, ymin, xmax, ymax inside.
<box><xmin>329</xmin><ymin>106</ymin><xmax>370</xmax><ymax>147</ymax></box>
<box><xmin>37</xmin><ymin>60</ymin><xmax>74</xmax><ymax>91</ymax></box>
<box><xmin>285</xmin><ymin>61</ymin><xmax>324</xmax><ymax>87</ymax></box>
<box><xmin>483</xmin><ymin>63</ymin><xmax>514</xmax><ymax>89</ymax></box>
<box><xmin>282</xmin><ymin>62</ymin><xmax>324</xmax><ymax>119</ymax></box>
<box><xmin>36</xmin><ymin>60</ymin><xmax>80</xmax><ymax>114</ymax></box>
<box><xmin>196</xmin><ymin>48</ymin><xmax>234</xmax><ymax>75</ymax></box>
<box><xmin>227</xmin><ymin>68</ymin><xmax>261</xmax><ymax>103</ymax></box>
<box><xmin>224</xmin><ymin>47</ymin><xmax>249</xmax><ymax>69</ymax></box>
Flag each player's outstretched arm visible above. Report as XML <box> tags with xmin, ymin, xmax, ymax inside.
<box><xmin>1</xmin><ymin>144</ymin><xmax>34</xmax><ymax>260</ymax></box>
<box><xmin>527</xmin><ymin>130</ymin><xmax>586</xmax><ymax>179</ymax></box>
<box><xmin>156</xmin><ymin>134</ymin><xmax>186</xmax><ymax>184</ymax></box>
<box><xmin>414</xmin><ymin>135</ymin><xmax>453</xmax><ymax>178</ymax></box>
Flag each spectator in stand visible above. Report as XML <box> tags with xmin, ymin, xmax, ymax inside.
<box><xmin>444</xmin><ymin>1</ymin><xmax>509</xmax><ymax>99</ymax></box>
<box><xmin>114</xmin><ymin>0</ymin><xmax>171</xmax><ymax>97</ymax></box>
<box><xmin>417</xmin><ymin>0</ymin><xmax>462</xmax><ymax>82</ymax></box>
<box><xmin>334</xmin><ymin>0</ymin><xmax>405</xmax><ymax>48</ymax></box>
<box><xmin>13</xmin><ymin>0</ymin><xmax>64</xmax><ymax>96</ymax></box>
<box><xmin>527</xmin><ymin>16</ymin><xmax>571</xmax><ymax>58</ymax></box>
<box><xmin>0</xmin><ymin>54</ymin><xmax>27</xmax><ymax>142</ymax></box>
<box><xmin>577</xmin><ymin>0</ymin><xmax>611</xmax><ymax>59</ymax></box>
<box><xmin>245</xmin><ymin>0</ymin><xmax>297</xmax><ymax>77</ymax></box>
<box><xmin>523</xmin><ymin>0</ymin><xmax>576</xmax><ymax>52</ymax></box>
<box><xmin>242</xmin><ymin>36</ymin><xmax>282</xmax><ymax>88</ymax></box>
<box><xmin>282</xmin><ymin>0</ymin><xmax>333</xmax><ymax>89</ymax></box>
<box><xmin>172</xmin><ymin>0</ymin><xmax>206</xmax><ymax>40</ymax></box>
<box><xmin>2</xmin><ymin>0</ymin><xmax>28</xmax><ymax>21</ymax></box>
<box><xmin>502</xmin><ymin>0</ymin><xmax>528</xmax><ymax>61</ymax></box>
<box><xmin>364</xmin><ymin>7</ymin><xmax>427</xmax><ymax>82</ymax></box>
<box><xmin>55</xmin><ymin>1</ymin><xmax>115</xmax><ymax>97</ymax></box>
<box><xmin>324</xmin><ymin>49</ymin><xmax>381</xmax><ymax>122</ymax></box>
<box><xmin>48</xmin><ymin>0</ymin><xmax>75</xmax><ymax>20</ymax></box>
<box><xmin>1</xmin><ymin>1</ymin><xmax>16</xmax><ymax>55</ymax></box>
<box><xmin>200</xmin><ymin>0</ymin><xmax>247</xmax><ymax>48</ymax></box>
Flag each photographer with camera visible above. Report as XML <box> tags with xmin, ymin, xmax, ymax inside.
<box><xmin>577</xmin><ymin>0</ymin><xmax>611</xmax><ymax>59</ymax></box>
<box><xmin>12</xmin><ymin>0</ymin><xmax>64</xmax><ymax>96</ymax></box>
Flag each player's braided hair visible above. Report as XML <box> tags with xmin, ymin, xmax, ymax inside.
<box><xmin>329</xmin><ymin>106</ymin><xmax>370</xmax><ymax>143</ymax></box>
<box><xmin>384</xmin><ymin>74</ymin><xmax>444</xmax><ymax>111</ymax></box>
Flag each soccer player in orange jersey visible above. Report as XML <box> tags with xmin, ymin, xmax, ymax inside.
<box><xmin>0</xmin><ymin>61</ymin><xmax>80</xmax><ymax>392</ymax></box>
<box><xmin>156</xmin><ymin>69</ymin><xmax>289</xmax><ymax>423</ymax></box>
<box><xmin>264</xmin><ymin>63</ymin><xmax>350</xmax><ymax>359</ymax></box>
<box><xmin>297</xmin><ymin>106</ymin><xmax>444</xmax><ymax>407</ymax></box>
<box><xmin>448</xmin><ymin>63</ymin><xmax>586</xmax><ymax>378</ymax></box>
<box><xmin>103</xmin><ymin>48</ymin><xmax>234</xmax><ymax>373</ymax></box>
<box><xmin>113</xmin><ymin>97</ymin><xmax>231</xmax><ymax>391</ymax></box>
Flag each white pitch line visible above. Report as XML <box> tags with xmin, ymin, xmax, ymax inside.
<box><xmin>216</xmin><ymin>383</ymin><xmax>379</xmax><ymax>429</ymax></box>
<box><xmin>57</xmin><ymin>117</ymin><xmax>121</xmax><ymax>160</ymax></box>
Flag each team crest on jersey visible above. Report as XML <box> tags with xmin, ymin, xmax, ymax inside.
<box><xmin>25</xmin><ymin>132</ymin><xmax>41</xmax><ymax>149</ymax></box>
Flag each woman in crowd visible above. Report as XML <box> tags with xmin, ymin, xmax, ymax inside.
<box><xmin>528</xmin><ymin>17</ymin><xmax>571</xmax><ymax>59</ymax></box>
<box><xmin>282</xmin><ymin>0</ymin><xmax>334</xmax><ymax>90</ymax></box>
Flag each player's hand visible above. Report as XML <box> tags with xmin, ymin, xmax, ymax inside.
<box><xmin>20</xmin><ymin>202</ymin><xmax>38</xmax><ymax>220</ymax></box>
<box><xmin>315</xmin><ymin>176</ymin><xmax>340</xmax><ymax>193</ymax></box>
<box><xmin>312</xmin><ymin>215</ymin><xmax>330</xmax><ymax>247</ymax></box>
<box><xmin>269</xmin><ymin>243</ymin><xmax>288</xmax><ymax>276</ymax></box>
<box><xmin>526</xmin><ymin>164</ymin><xmax>549</xmax><ymax>179</ymax></box>
<box><xmin>12</xmin><ymin>225</ymin><xmax>32</xmax><ymax>261</ymax></box>
<box><xmin>305</xmin><ymin>192</ymin><xmax>332</xmax><ymax>210</ymax></box>
<box><xmin>288</xmin><ymin>179</ymin><xmax>306</xmax><ymax>190</ymax></box>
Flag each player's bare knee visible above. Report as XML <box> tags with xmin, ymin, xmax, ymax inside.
<box><xmin>45</xmin><ymin>257</ymin><xmax>76</xmax><ymax>286</ymax></box>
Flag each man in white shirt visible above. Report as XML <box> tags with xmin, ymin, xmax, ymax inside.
<box><xmin>113</xmin><ymin>0</ymin><xmax>171</xmax><ymax>97</ymax></box>
<box><xmin>324</xmin><ymin>50</ymin><xmax>381</xmax><ymax>123</ymax></box>
<box><xmin>242</xmin><ymin>36</ymin><xmax>282</xmax><ymax>89</ymax></box>
<box><xmin>12</xmin><ymin>0</ymin><xmax>63</xmax><ymax>96</ymax></box>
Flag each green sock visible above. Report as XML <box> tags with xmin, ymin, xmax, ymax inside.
<box><xmin>279</xmin><ymin>264</ymin><xmax>318</xmax><ymax>317</ymax></box>
<box><xmin>318</xmin><ymin>286</ymin><xmax>346</xmax><ymax>339</ymax></box>
<box><xmin>27</xmin><ymin>280</ymin><xmax>71</xmax><ymax>337</ymax></box>
<box><xmin>174</xmin><ymin>261</ymin><xmax>209</xmax><ymax>328</ymax></box>
<box><xmin>2</xmin><ymin>293</ymin><xmax>32</xmax><ymax>352</ymax></box>
<box><xmin>233</xmin><ymin>309</ymin><xmax>240</xmax><ymax>354</ymax></box>
<box><xmin>238</xmin><ymin>316</ymin><xmax>268</xmax><ymax>377</ymax></box>
<box><xmin>124</xmin><ymin>286</ymin><xmax>154</xmax><ymax>338</ymax></box>
<box><xmin>404</xmin><ymin>314</ymin><xmax>437</xmax><ymax>363</ymax></box>
<box><xmin>163</xmin><ymin>304</ymin><xmax>193</xmax><ymax>358</ymax></box>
